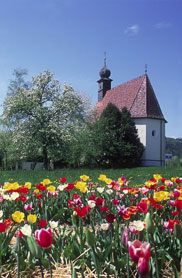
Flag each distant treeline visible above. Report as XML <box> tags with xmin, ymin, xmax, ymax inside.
<box><xmin>166</xmin><ymin>137</ymin><xmax>182</xmax><ymax>157</ymax></box>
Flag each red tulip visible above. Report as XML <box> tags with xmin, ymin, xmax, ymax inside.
<box><xmin>35</xmin><ymin>228</ymin><xmax>53</xmax><ymax>249</ymax></box>
<box><xmin>106</xmin><ymin>213</ymin><xmax>116</xmax><ymax>223</ymax></box>
<box><xmin>60</xmin><ymin>177</ymin><xmax>67</xmax><ymax>183</ymax></box>
<box><xmin>38</xmin><ymin>220</ymin><xmax>48</xmax><ymax>228</ymax></box>
<box><xmin>74</xmin><ymin>206</ymin><xmax>90</xmax><ymax>218</ymax></box>
<box><xmin>128</xmin><ymin>240</ymin><xmax>151</xmax><ymax>263</ymax></box>
<box><xmin>138</xmin><ymin>257</ymin><xmax>149</xmax><ymax>275</ymax></box>
<box><xmin>137</xmin><ymin>202</ymin><xmax>148</xmax><ymax>214</ymax></box>
<box><xmin>0</xmin><ymin>223</ymin><xmax>7</xmax><ymax>233</ymax></box>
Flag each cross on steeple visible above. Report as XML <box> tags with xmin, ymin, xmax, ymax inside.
<box><xmin>145</xmin><ymin>64</ymin><xmax>148</xmax><ymax>74</ymax></box>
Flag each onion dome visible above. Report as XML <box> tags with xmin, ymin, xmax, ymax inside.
<box><xmin>99</xmin><ymin>65</ymin><xmax>111</xmax><ymax>79</ymax></box>
<box><xmin>99</xmin><ymin>54</ymin><xmax>111</xmax><ymax>78</ymax></box>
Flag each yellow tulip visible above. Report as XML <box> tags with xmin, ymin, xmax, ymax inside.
<box><xmin>12</xmin><ymin>211</ymin><xmax>25</xmax><ymax>223</ymax></box>
<box><xmin>42</xmin><ymin>179</ymin><xmax>51</xmax><ymax>186</ymax></box>
<box><xmin>27</xmin><ymin>214</ymin><xmax>37</xmax><ymax>224</ymax></box>
<box><xmin>75</xmin><ymin>181</ymin><xmax>88</xmax><ymax>193</ymax></box>
<box><xmin>24</xmin><ymin>182</ymin><xmax>31</xmax><ymax>189</ymax></box>
<box><xmin>153</xmin><ymin>174</ymin><xmax>162</xmax><ymax>181</ymax></box>
<box><xmin>47</xmin><ymin>185</ymin><xmax>56</xmax><ymax>193</ymax></box>
<box><xmin>98</xmin><ymin>174</ymin><xmax>107</xmax><ymax>181</ymax></box>
<box><xmin>80</xmin><ymin>175</ymin><xmax>89</xmax><ymax>181</ymax></box>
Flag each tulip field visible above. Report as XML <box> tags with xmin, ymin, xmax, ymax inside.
<box><xmin>1</xmin><ymin>167</ymin><xmax>182</xmax><ymax>277</ymax></box>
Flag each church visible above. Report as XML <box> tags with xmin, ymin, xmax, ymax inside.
<box><xmin>95</xmin><ymin>61</ymin><xmax>166</xmax><ymax>166</ymax></box>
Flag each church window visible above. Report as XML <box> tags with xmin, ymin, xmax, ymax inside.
<box><xmin>152</xmin><ymin>130</ymin><xmax>156</xmax><ymax>136</ymax></box>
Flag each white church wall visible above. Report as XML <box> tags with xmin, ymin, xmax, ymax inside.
<box><xmin>134</xmin><ymin>118</ymin><xmax>165</xmax><ymax>166</ymax></box>
<box><xmin>135</xmin><ymin>120</ymin><xmax>147</xmax><ymax>162</ymax></box>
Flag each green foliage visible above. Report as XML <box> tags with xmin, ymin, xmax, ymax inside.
<box><xmin>3</xmin><ymin>70</ymin><xmax>90</xmax><ymax>169</ymax></box>
<box><xmin>93</xmin><ymin>104</ymin><xmax>143</xmax><ymax>168</ymax></box>
<box><xmin>166</xmin><ymin>137</ymin><xmax>182</xmax><ymax>158</ymax></box>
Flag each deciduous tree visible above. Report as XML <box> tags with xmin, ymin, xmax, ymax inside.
<box><xmin>3</xmin><ymin>70</ymin><xmax>90</xmax><ymax>169</ymax></box>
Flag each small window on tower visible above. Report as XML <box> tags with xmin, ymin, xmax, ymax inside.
<box><xmin>152</xmin><ymin>130</ymin><xmax>156</xmax><ymax>136</ymax></box>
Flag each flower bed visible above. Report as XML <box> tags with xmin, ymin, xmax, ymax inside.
<box><xmin>0</xmin><ymin>174</ymin><xmax>182</xmax><ymax>277</ymax></box>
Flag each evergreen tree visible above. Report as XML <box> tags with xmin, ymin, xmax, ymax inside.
<box><xmin>93</xmin><ymin>104</ymin><xmax>144</xmax><ymax>168</ymax></box>
<box><xmin>119</xmin><ymin>107</ymin><xmax>144</xmax><ymax>167</ymax></box>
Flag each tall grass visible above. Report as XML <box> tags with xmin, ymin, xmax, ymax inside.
<box><xmin>0</xmin><ymin>166</ymin><xmax>182</xmax><ymax>185</ymax></box>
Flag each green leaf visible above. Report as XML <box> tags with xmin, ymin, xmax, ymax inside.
<box><xmin>90</xmin><ymin>249</ymin><xmax>101</xmax><ymax>277</ymax></box>
<box><xmin>71</xmin><ymin>263</ymin><xmax>78</xmax><ymax>278</ymax></box>
<box><xmin>27</xmin><ymin>236</ymin><xmax>42</xmax><ymax>259</ymax></box>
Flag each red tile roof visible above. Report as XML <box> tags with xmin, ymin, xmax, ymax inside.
<box><xmin>95</xmin><ymin>74</ymin><xmax>166</xmax><ymax>121</ymax></box>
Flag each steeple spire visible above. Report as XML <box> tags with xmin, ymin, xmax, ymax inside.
<box><xmin>97</xmin><ymin>56</ymin><xmax>112</xmax><ymax>102</ymax></box>
<box><xmin>104</xmin><ymin>51</ymin><xmax>106</xmax><ymax>67</ymax></box>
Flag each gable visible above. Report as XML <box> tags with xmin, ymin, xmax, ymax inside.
<box><xmin>95</xmin><ymin>74</ymin><xmax>166</xmax><ymax>122</ymax></box>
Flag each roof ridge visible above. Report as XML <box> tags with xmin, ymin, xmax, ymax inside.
<box><xmin>129</xmin><ymin>75</ymin><xmax>146</xmax><ymax>111</ymax></box>
<box><xmin>108</xmin><ymin>74</ymin><xmax>146</xmax><ymax>92</ymax></box>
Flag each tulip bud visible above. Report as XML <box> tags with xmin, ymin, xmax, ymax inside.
<box><xmin>14</xmin><ymin>235</ymin><xmax>20</xmax><ymax>254</ymax></box>
<box><xmin>85</xmin><ymin>228</ymin><xmax>96</xmax><ymax>247</ymax></box>
<box><xmin>122</xmin><ymin>227</ymin><xmax>129</xmax><ymax>247</ymax></box>
<box><xmin>145</xmin><ymin>212</ymin><xmax>154</xmax><ymax>233</ymax></box>
<box><xmin>174</xmin><ymin>222</ymin><xmax>182</xmax><ymax>240</ymax></box>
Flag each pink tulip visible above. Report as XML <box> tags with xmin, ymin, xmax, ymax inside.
<box><xmin>24</xmin><ymin>203</ymin><xmax>33</xmax><ymax>211</ymax></box>
<box><xmin>35</xmin><ymin>228</ymin><xmax>53</xmax><ymax>249</ymax></box>
<box><xmin>128</xmin><ymin>240</ymin><xmax>151</xmax><ymax>263</ymax></box>
<box><xmin>170</xmin><ymin>200</ymin><xmax>175</xmax><ymax>207</ymax></box>
<box><xmin>129</xmin><ymin>226</ymin><xmax>139</xmax><ymax>234</ymax></box>
<box><xmin>138</xmin><ymin>257</ymin><xmax>149</xmax><ymax>276</ymax></box>
<box><xmin>174</xmin><ymin>190</ymin><xmax>180</xmax><ymax>198</ymax></box>
<box><xmin>122</xmin><ymin>227</ymin><xmax>129</xmax><ymax>247</ymax></box>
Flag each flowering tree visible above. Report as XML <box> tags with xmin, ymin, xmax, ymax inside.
<box><xmin>7</xmin><ymin>68</ymin><xmax>30</xmax><ymax>97</ymax></box>
<box><xmin>3</xmin><ymin>70</ymin><xmax>90</xmax><ymax>169</ymax></box>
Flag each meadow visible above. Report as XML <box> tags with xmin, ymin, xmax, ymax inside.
<box><xmin>1</xmin><ymin>165</ymin><xmax>181</xmax><ymax>185</ymax></box>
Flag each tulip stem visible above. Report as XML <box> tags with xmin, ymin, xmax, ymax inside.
<box><xmin>126</xmin><ymin>250</ymin><xmax>130</xmax><ymax>278</ymax></box>
<box><xmin>17</xmin><ymin>253</ymin><xmax>20</xmax><ymax>278</ymax></box>
<box><xmin>151</xmin><ymin>235</ymin><xmax>159</xmax><ymax>278</ymax></box>
<box><xmin>38</xmin><ymin>258</ymin><xmax>44</xmax><ymax>278</ymax></box>
<box><xmin>46</xmin><ymin>251</ymin><xmax>52</xmax><ymax>278</ymax></box>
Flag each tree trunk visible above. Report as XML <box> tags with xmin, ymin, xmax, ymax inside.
<box><xmin>43</xmin><ymin>146</ymin><xmax>49</xmax><ymax>170</ymax></box>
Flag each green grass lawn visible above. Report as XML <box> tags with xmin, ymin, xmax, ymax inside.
<box><xmin>0</xmin><ymin>166</ymin><xmax>182</xmax><ymax>186</ymax></box>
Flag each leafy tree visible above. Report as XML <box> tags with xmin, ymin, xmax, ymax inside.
<box><xmin>3</xmin><ymin>70</ymin><xmax>90</xmax><ymax>169</ymax></box>
<box><xmin>0</xmin><ymin>119</ymin><xmax>17</xmax><ymax>169</ymax></box>
<box><xmin>7</xmin><ymin>68</ymin><xmax>30</xmax><ymax>96</ymax></box>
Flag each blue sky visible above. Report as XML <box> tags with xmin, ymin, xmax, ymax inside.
<box><xmin>0</xmin><ymin>0</ymin><xmax>181</xmax><ymax>138</ymax></box>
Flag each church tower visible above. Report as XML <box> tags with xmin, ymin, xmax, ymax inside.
<box><xmin>97</xmin><ymin>57</ymin><xmax>112</xmax><ymax>102</ymax></box>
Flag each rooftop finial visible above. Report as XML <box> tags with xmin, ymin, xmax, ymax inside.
<box><xmin>104</xmin><ymin>51</ymin><xmax>106</xmax><ymax>66</ymax></box>
<box><xmin>145</xmin><ymin>64</ymin><xmax>148</xmax><ymax>74</ymax></box>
